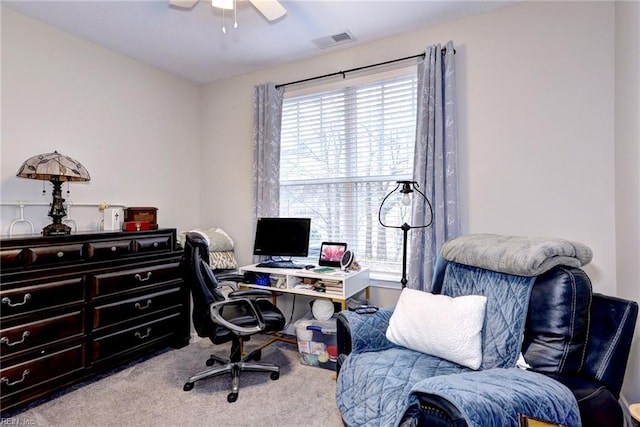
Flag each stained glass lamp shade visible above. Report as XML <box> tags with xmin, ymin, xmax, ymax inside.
<box><xmin>16</xmin><ymin>151</ymin><xmax>91</xmax><ymax>236</ymax></box>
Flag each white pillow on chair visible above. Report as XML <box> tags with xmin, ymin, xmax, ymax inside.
<box><xmin>386</xmin><ymin>288</ymin><xmax>487</xmax><ymax>370</ymax></box>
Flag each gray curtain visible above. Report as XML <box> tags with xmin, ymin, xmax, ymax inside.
<box><xmin>407</xmin><ymin>41</ymin><xmax>460</xmax><ymax>291</ymax></box>
<box><xmin>253</xmin><ymin>83</ymin><xmax>284</xmax><ymax>219</ymax></box>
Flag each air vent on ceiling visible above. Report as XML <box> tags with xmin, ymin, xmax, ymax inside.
<box><xmin>312</xmin><ymin>30</ymin><xmax>356</xmax><ymax>49</ymax></box>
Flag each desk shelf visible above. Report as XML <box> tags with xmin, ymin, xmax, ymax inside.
<box><xmin>239</xmin><ymin>264</ymin><xmax>370</xmax><ymax>309</ymax></box>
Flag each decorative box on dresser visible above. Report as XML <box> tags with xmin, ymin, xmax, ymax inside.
<box><xmin>0</xmin><ymin>228</ymin><xmax>190</xmax><ymax>414</ymax></box>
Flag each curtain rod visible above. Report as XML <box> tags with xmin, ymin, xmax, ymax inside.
<box><xmin>275</xmin><ymin>47</ymin><xmax>454</xmax><ymax>90</ymax></box>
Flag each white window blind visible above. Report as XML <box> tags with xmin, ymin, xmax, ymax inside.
<box><xmin>280</xmin><ymin>72</ymin><xmax>418</xmax><ymax>275</ymax></box>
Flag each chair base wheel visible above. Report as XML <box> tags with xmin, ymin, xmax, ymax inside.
<box><xmin>227</xmin><ymin>392</ymin><xmax>238</xmax><ymax>403</ymax></box>
<box><xmin>270</xmin><ymin>372</ymin><xmax>279</xmax><ymax>380</ymax></box>
<box><xmin>206</xmin><ymin>359</ymin><xmax>215</xmax><ymax>367</ymax></box>
<box><xmin>183</xmin><ymin>382</ymin><xmax>194</xmax><ymax>391</ymax></box>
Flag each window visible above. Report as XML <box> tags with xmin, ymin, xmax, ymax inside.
<box><xmin>280</xmin><ymin>71</ymin><xmax>417</xmax><ymax>276</ymax></box>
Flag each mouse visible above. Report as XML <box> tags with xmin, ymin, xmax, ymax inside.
<box><xmin>304</xmin><ymin>265</ymin><xmax>315</xmax><ymax>270</ymax></box>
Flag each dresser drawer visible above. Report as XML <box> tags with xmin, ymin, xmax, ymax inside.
<box><xmin>92</xmin><ymin>287</ymin><xmax>182</xmax><ymax>330</ymax></box>
<box><xmin>91</xmin><ymin>262</ymin><xmax>181</xmax><ymax>299</ymax></box>
<box><xmin>91</xmin><ymin>313</ymin><xmax>181</xmax><ymax>364</ymax></box>
<box><xmin>0</xmin><ymin>311</ymin><xmax>84</xmax><ymax>358</ymax></box>
<box><xmin>0</xmin><ymin>248</ymin><xmax>24</xmax><ymax>269</ymax></box>
<box><xmin>1</xmin><ymin>277</ymin><xmax>84</xmax><ymax>319</ymax></box>
<box><xmin>23</xmin><ymin>244</ymin><xmax>84</xmax><ymax>266</ymax></box>
<box><xmin>85</xmin><ymin>239</ymin><xmax>134</xmax><ymax>260</ymax></box>
<box><xmin>134</xmin><ymin>235</ymin><xmax>172</xmax><ymax>254</ymax></box>
<box><xmin>0</xmin><ymin>345</ymin><xmax>85</xmax><ymax>399</ymax></box>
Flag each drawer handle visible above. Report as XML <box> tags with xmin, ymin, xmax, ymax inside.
<box><xmin>134</xmin><ymin>272</ymin><xmax>152</xmax><ymax>282</ymax></box>
<box><xmin>153</xmin><ymin>242</ymin><xmax>159</xmax><ymax>248</ymax></box>
<box><xmin>134</xmin><ymin>328</ymin><xmax>152</xmax><ymax>340</ymax></box>
<box><xmin>2</xmin><ymin>294</ymin><xmax>31</xmax><ymax>307</ymax></box>
<box><xmin>0</xmin><ymin>331</ymin><xmax>30</xmax><ymax>347</ymax></box>
<box><xmin>57</xmin><ymin>251</ymin><xmax>64</xmax><ymax>258</ymax></box>
<box><xmin>1</xmin><ymin>370</ymin><xmax>30</xmax><ymax>387</ymax></box>
<box><xmin>111</xmin><ymin>246</ymin><xmax>117</xmax><ymax>252</ymax></box>
<box><xmin>135</xmin><ymin>299</ymin><xmax>152</xmax><ymax>310</ymax></box>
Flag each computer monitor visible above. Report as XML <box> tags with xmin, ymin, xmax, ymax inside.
<box><xmin>252</xmin><ymin>217</ymin><xmax>311</xmax><ymax>258</ymax></box>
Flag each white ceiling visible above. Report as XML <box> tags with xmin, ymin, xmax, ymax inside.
<box><xmin>2</xmin><ymin>0</ymin><xmax>517</xmax><ymax>84</ymax></box>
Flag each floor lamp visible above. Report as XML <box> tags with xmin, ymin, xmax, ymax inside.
<box><xmin>378</xmin><ymin>180</ymin><xmax>433</xmax><ymax>288</ymax></box>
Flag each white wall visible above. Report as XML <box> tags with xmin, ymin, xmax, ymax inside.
<box><xmin>202</xmin><ymin>1</ymin><xmax>617</xmax><ymax>291</ymax></box>
<box><xmin>1</xmin><ymin>8</ymin><xmax>201</xmax><ymax>234</ymax></box>
<box><xmin>615</xmin><ymin>0</ymin><xmax>640</xmax><ymax>406</ymax></box>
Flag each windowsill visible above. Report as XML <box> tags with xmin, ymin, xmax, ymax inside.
<box><xmin>369</xmin><ymin>272</ymin><xmax>402</xmax><ymax>289</ymax></box>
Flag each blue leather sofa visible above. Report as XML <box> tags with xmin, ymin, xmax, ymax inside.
<box><xmin>336</xmin><ymin>236</ymin><xmax>638</xmax><ymax>427</ymax></box>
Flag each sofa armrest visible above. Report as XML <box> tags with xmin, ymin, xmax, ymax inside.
<box><xmin>400</xmin><ymin>368</ymin><xmax>581</xmax><ymax>427</ymax></box>
<box><xmin>399</xmin><ymin>394</ymin><xmax>467</xmax><ymax>427</ymax></box>
<box><xmin>337</xmin><ymin>308</ymin><xmax>396</xmax><ymax>357</ymax></box>
<box><xmin>582</xmin><ymin>293</ymin><xmax>638</xmax><ymax>398</ymax></box>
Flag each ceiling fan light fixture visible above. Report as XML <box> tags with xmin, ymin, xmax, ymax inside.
<box><xmin>212</xmin><ymin>0</ymin><xmax>233</xmax><ymax>10</ymax></box>
<box><xmin>249</xmin><ymin>0</ymin><xmax>286</xmax><ymax>21</ymax></box>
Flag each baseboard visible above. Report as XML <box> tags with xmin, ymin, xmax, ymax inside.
<box><xmin>620</xmin><ymin>394</ymin><xmax>634</xmax><ymax>427</ymax></box>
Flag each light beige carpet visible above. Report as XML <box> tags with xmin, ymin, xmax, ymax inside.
<box><xmin>4</xmin><ymin>336</ymin><xmax>343</xmax><ymax>426</ymax></box>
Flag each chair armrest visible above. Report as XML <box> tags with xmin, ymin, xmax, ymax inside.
<box><xmin>228</xmin><ymin>289</ymin><xmax>273</xmax><ymax>299</ymax></box>
<box><xmin>399</xmin><ymin>394</ymin><xmax>467</xmax><ymax>427</ymax></box>
<box><xmin>215</xmin><ymin>272</ymin><xmax>247</xmax><ymax>283</ymax></box>
<box><xmin>402</xmin><ymin>368</ymin><xmax>581</xmax><ymax>427</ymax></box>
<box><xmin>218</xmin><ymin>281</ymin><xmax>239</xmax><ymax>292</ymax></box>
<box><xmin>210</xmin><ymin>298</ymin><xmax>265</xmax><ymax>336</ymax></box>
<box><xmin>215</xmin><ymin>272</ymin><xmax>247</xmax><ymax>292</ymax></box>
<box><xmin>337</xmin><ymin>308</ymin><xmax>396</xmax><ymax>355</ymax></box>
<box><xmin>582</xmin><ymin>293</ymin><xmax>638</xmax><ymax>398</ymax></box>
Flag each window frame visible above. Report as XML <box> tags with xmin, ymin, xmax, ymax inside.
<box><xmin>279</xmin><ymin>65</ymin><xmax>418</xmax><ymax>280</ymax></box>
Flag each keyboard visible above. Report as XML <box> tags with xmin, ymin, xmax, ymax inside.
<box><xmin>256</xmin><ymin>260</ymin><xmax>305</xmax><ymax>269</ymax></box>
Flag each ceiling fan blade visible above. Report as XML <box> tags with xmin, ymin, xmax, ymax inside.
<box><xmin>249</xmin><ymin>0</ymin><xmax>287</xmax><ymax>21</ymax></box>
<box><xmin>169</xmin><ymin>0</ymin><xmax>199</xmax><ymax>9</ymax></box>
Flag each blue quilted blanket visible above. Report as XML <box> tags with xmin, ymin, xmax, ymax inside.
<box><xmin>336</xmin><ymin>261</ymin><xmax>580</xmax><ymax>427</ymax></box>
<box><xmin>401</xmin><ymin>368</ymin><xmax>581</xmax><ymax>427</ymax></box>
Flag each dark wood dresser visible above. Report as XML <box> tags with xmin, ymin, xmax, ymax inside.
<box><xmin>0</xmin><ymin>229</ymin><xmax>190</xmax><ymax>414</ymax></box>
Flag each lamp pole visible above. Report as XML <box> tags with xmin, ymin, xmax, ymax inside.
<box><xmin>400</xmin><ymin>222</ymin><xmax>411</xmax><ymax>288</ymax></box>
<box><xmin>378</xmin><ymin>181</ymin><xmax>433</xmax><ymax>288</ymax></box>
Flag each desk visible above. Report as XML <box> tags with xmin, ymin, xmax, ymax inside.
<box><xmin>239</xmin><ymin>264</ymin><xmax>370</xmax><ymax>310</ymax></box>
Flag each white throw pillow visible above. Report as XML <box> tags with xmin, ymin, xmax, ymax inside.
<box><xmin>386</xmin><ymin>289</ymin><xmax>487</xmax><ymax>370</ymax></box>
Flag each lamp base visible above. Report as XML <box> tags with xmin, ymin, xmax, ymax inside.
<box><xmin>42</xmin><ymin>222</ymin><xmax>71</xmax><ymax>236</ymax></box>
<box><xmin>43</xmin><ymin>179</ymin><xmax>71</xmax><ymax>236</ymax></box>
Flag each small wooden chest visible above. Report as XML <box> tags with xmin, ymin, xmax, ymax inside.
<box><xmin>124</xmin><ymin>207</ymin><xmax>158</xmax><ymax>229</ymax></box>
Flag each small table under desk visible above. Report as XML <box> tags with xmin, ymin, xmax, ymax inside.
<box><xmin>239</xmin><ymin>264</ymin><xmax>370</xmax><ymax>311</ymax></box>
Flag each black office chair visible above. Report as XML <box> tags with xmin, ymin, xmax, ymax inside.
<box><xmin>182</xmin><ymin>232</ymin><xmax>286</xmax><ymax>402</ymax></box>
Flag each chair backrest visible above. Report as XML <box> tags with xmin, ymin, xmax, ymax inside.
<box><xmin>183</xmin><ymin>232</ymin><xmax>226</xmax><ymax>337</ymax></box>
<box><xmin>433</xmin><ymin>256</ymin><xmax>637</xmax><ymax>398</ymax></box>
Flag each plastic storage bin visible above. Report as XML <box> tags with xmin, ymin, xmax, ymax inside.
<box><xmin>294</xmin><ymin>316</ymin><xmax>338</xmax><ymax>370</ymax></box>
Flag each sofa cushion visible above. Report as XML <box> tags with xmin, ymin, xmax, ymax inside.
<box><xmin>336</xmin><ymin>347</ymin><xmax>470</xmax><ymax>427</ymax></box>
<box><xmin>522</xmin><ymin>266</ymin><xmax>592</xmax><ymax>374</ymax></box>
<box><xmin>386</xmin><ymin>289</ymin><xmax>487</xmax><ymax>369</ymax></box>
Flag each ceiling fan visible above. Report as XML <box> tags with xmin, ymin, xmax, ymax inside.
<box><xmin>169</xmin><ymin>0</ymin><xmax>287</xmax><ymax>22</ymax></box>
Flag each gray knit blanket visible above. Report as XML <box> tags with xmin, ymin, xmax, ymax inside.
<box><xmin>442</xmin><ymin>234</ymin><xmax>592</xmax><ymax>277</ymax></box>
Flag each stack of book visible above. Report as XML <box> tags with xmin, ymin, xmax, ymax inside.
<box><xmin>314</xmin><ymin>279</ymin><xmax>343</xmax><ymax>295</ymax></box>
